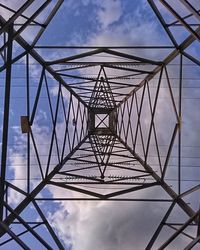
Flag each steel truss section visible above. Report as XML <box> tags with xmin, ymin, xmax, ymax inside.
<box><xmin>0</xmin><ymin>0</ymin><xmax>199</xmax><ymax>249</ymax></box>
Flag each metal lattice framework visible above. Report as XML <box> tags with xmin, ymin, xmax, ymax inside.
<box><xmin>0</xmin><ymin>0</ymin><xmax>199</xmax><ymax>249</ymax></box>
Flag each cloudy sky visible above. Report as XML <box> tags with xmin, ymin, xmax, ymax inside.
<box><xmin>0</xmin><ymin>0</ymin><xmax>200</xmax><ymax>249</ymax></box>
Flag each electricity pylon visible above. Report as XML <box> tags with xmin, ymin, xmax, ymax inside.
<box><xmin>0</xmin><ymin>1</ymin><xmax>199</xmax><ymax>249</ymax></box>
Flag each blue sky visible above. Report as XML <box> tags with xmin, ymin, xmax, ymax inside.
<box><xmin>0</xmin><ymin>0</ymin><xmax>200</xmax><ymax>249</ymax></box>
<box><xmin>37</xmin><ymin>0</ymin><xmax>171</xmax><ymax>46</ymax></box>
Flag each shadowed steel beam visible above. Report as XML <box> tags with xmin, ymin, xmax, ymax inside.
<box><xmin>55</xmin><ymin>61</ymin><xmax>157</xmax><ymax>66</ymax></box>
<box><xmin>147</xmin><ymin>0</ymin><xmax>178</xmax><ymax>47</ymax></box>
<box><xmin>146</xmin><ymin>202</ymin><xmax>176</xmax><ymax>249</ymax></box>
<box><xmin>184</xmin><ymin>235</ymin><xmax>200</xmax><ymax>250</ymax></box>
<box><xmin>0</xmin><ymin>222</ymin><xmax>29</xmax><ymax>249</ymax></box>
<box><xmin>32</xmin><ymin>201</ymin><xmax>65</xmax><ymax>250</ymax></box>
<box><xmin>117</xmin><ymin>22</ymin><xmax>200</xmax><ymax>107</ymax></box>
<box><xmin>31</xmin><ymin>0</ymin><xmax>64</xmax><ymax>46</ymax></box>
<box><xmin>0</xmin><ymin>0</ymin><xmax>34</xmax><ymax>35</ymax></box>
<box><xmin>146</xmin><ymin>82</ymin><xmax>162</xmax><ymax>174</ymax></box>
<box><xmin>158</xmin><ymin>210</ymin><xmax>200</xmax><ymax>250</ymax></box>
<box><xmin>0</xmin><ymin>3</ymin><xmax>42</xmax><ymax>26</ymax></box>
<box><xmin>48</xmin><ymin>181</ymin><xmax>105</xmax><ymax>199</ymax></box>
<box><xmin>0</xmin><ymin>25</ymin><xmax>13</xmax><ymax>221</ymax></box>
<box><xmin>179</xmin><ymin>184</ymin><xmax>200</xmax><ymax>199</ymax></box>
<box><xmin>0</xmin><ymin>15</ymin><xmax>87</xmax><ymax>107</ymax></box>
<box><xmin>34</xmin><ymin>45</ymin><xmax>176</xmax><ymax>49</ymax></box>
<box><xmin>35</xmin><ymin>198</ymin><xmax>172</xmax><ymax>202</ymax></box>
<box><xmin>48</xmin><ymin>48</ymin><xmax>162</xmax><ymax>65</ymax></box>
<box><xmin>3</xmin><ymin>202</ymin><xmax>53</xmax><ymax>250</ymax></box>
<box><xmin>103</xmin><ymin>64</ymin><xmax>153</xmax><ymax>74</ymax></box>
<box><xmin>178</xmin><ymin>54</ymin><xmax>183</xmax><ymax>194</ymax></box>
<box><xmin>182</xmin><ymin>51</ymin><xmax>200</xmax><ymax>67</ymax></box>
<box><xmin>0</xmin><ymin>136</ymin><xmax>88</xmax><ymax>237</ymax></box>
<box><xmin>47</xmin><ymin>48</ymin><xmax>105</xmax><ymax>65</ymax></box>
<box><xmin>30</xmin><ymin>67</ymin><xmax>45</xmax><ymax>125</ymax></box>
<box><xmin>162</xmin><ymin>124</ymin><xmax>179</xmax><ymax>179</ymax></box>
<box><xmin>0</xmin><ymin>0</ymin><xmax>51</xmax><ymax>54</ymax></box>
<box><xmin>144</xmin><ymin>68</ymin><xmax>163</xmax><ymax>163</ymax></box>
<box><xmin>116</xmin><ymin>135</ymin><xmax>197</xmax><ymax>222</ymax></box>
<box><xmin>179</xmin><ymin>0</ymin><xmax>200</xmax><ymax>22</ymax></box>
<box><xmin>0</xmin><ymin>224</ymin><xmax>41</xmax><ymax>247</ymax></box>
<box><xmin>105</xmin><ymin>48</ymin><xmax>162</xmax><ymax>65</ymax></box>
<box><xmin>167</xmin><ymin>225</ymin><xmax>195</xmax><ymax>241</ymax></box>
<box><xmin>160</xmin><ymin>0</ymin><xmax>200</xmax><ymax>42</ymax></box>
<box><xmin>104</xmin><ymin>182</ymin><xmax>158</xmax><ymax>199</ymax></box>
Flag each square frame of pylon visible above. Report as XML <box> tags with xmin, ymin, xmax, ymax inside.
<box><xmin>88</xmin><ymin>107</ymin><xmax>117</xmax><ymax>135</ymax></box>
<box><xmin>95</xmin><ymin>113</ymin><xmax>109</xmax><ymax>128</ymax></box>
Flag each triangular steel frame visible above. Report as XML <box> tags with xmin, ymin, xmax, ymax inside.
<box><xmin>0</xmin><ymin>1</ymin><xmax>199</xmax><ymax>249</ymax></box>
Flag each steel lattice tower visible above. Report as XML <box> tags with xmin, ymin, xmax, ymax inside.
<box><xmin>0</xmin><ymin>1</ymin><xmax>199</xmax><ymax>249</ymax></box>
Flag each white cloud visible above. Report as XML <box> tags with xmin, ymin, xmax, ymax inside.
<box><xmin>8</xmin><ymin>112</ymin><xmax>51</xmax><ymax>204</ymax></box>
<box><xmin>4</xmin><ymin>1</ymin><xmax>199</xmax><ymax>249</ymax></box>
<box><xmin>0</xmin><ymin>0</ymin><xmax>58</xmax><ymax>44</ymax></box>
<box><xmin>48</xmin><ymin>190</ymin><xmax>190</xmax><ymax>250</ymax></box>
<box><xmin>96</xmin><ymin>0</ymin><xmax>122</xmax><ymax>29</ymax></box>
